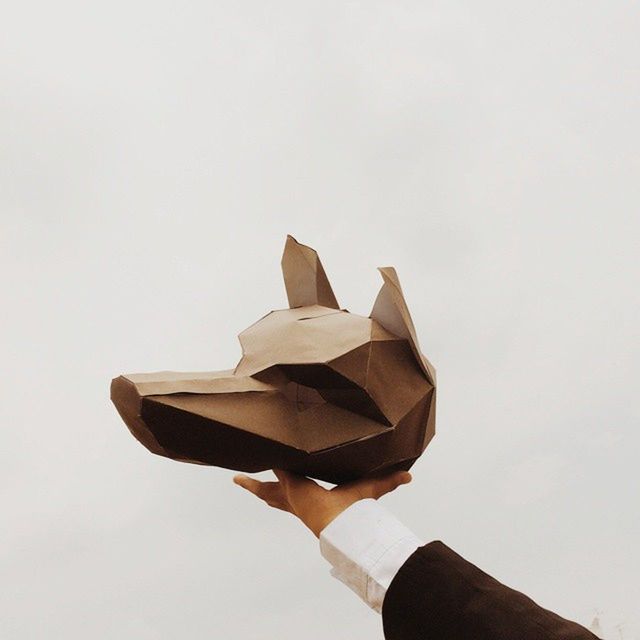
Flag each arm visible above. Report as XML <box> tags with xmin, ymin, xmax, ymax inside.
<box><xmin>234</xmin><ymin>470</ymin><xmax>601</xmax><ymax>640</ymax></box>
<box><xmin>382</xmin><ymin>540</ymin><xmax>601</xmax><ymax>640</ymax></box>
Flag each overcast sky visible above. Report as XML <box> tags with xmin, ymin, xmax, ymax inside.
<box><xmin>1</xmin><ymin>1</ymin><xmax>639</xmax><ymax>639</ymax></box>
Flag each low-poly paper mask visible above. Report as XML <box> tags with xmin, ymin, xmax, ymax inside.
<box><xmin>111</xmin><ymin>236</ymin><xmax>436</xmax><ymax>483</ymax></box>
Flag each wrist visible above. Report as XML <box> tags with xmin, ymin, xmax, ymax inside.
<box><xmin>307</xmin><ymin>498</ymin><xmax>359</xmax><ymax>537</ymax></box>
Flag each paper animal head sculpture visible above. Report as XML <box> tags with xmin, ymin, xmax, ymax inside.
<box><xmin>111</xmin><ymin>236</ymin><xmax>436</xmax><ymax>483</ymax></box>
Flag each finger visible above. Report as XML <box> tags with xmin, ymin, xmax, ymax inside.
<box><xmin>346</xmin><ymin>470</ymin><xmax>412</xmax><ymax>500</ymax></box>
<box><xmin>234</xmin><ymin>475</ymin><xmax>291</xmax><ymax>511</ymax></box>
<box><xmin>233</xmin><ymin>474</ymin><xmax>264</xmax><ymax>496</ymax></box>
<box><xmin>273</xmin><ymin>468</ymin><xmax>323</xmax><ymax>498</ymax></box>
<box><xmin>368</xmin><ymin>470</ymin><xmax>412</xmax><ymax>498</ymax></box>
<box><xmin>272</xmin><ymin>468</ymin><xmax>288</xmax><ymax>483</ymax></box>
<box><xmin>273</xmin><ymin>468</ymin><xmax>316</xmax><ymax>489</ymax></box>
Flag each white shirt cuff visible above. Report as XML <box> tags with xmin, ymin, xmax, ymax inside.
<box><xmin>318</xmin><ymin>499</ymin><xmax>424</xmax><ymax>613</ymax></box>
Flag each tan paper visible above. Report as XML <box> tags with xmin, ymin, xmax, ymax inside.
<box><xmin>111</xmin><ymin>235</ymin><xmax>436</xmax><ymax>483</ymax></box>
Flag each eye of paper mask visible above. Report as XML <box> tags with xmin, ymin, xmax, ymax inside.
<box><xmin>110</xmin><ymin>235</ymin><xmax>437</xmax><ymax>484</ymax></box>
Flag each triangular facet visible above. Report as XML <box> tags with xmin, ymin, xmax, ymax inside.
<box><xmin>281</xmin><ymin>235</ymin><xmax>339</xmax><ymax>309</ymax></box>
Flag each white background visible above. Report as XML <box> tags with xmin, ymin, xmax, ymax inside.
<box><xmin>2</xmin><ymin>2</ymin><xmax>638</xmax><ymax>638</ymax></box>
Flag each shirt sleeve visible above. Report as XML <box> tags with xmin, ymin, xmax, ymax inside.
<box><xmin>318</xmin><ymin>499</ymin><xmax>425</xmax><ymax>613</ymax></box>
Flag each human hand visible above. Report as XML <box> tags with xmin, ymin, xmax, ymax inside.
<box><xmin>233</xmin><ymin>468</ymin><xmax>412</xmax><ymax>537</ymax></box>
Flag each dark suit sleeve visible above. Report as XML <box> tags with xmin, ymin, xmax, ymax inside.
<box><xmin>381</xmin><ymin>541</ymin><xmax>601</xmax><ymax>640</ymax></box>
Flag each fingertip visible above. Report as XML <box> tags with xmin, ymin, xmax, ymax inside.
<box><xmin>233</xmin><ymin>474</ymin><xmax>249</xmax><ymax>488</ymax></box>
<box><xmin>400</xmin><ymin>471</ymin><xmax>412</xmax><ymax>485</ymax></box>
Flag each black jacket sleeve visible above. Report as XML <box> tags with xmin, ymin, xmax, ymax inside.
<box><xmin>381</xmin><ymin>541</ymin><xmax>601</xmax><ymax>640</ymax></box>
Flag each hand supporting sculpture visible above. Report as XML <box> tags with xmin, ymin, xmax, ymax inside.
<box><xmin>233</xmin><ymin>468</ymin><xmax>412</xmax><ymax>537</ymax></box>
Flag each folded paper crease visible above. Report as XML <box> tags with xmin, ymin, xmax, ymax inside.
<box><xmin>111</xmin><ymin>235</ymin><xmax>437</xmax><ymax>483</ymax></box>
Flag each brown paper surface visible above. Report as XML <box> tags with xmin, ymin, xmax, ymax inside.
<box><xmin>111</xmin><ymin>235</ymin><xmax>437</xmax><ymax>483</ymax></box>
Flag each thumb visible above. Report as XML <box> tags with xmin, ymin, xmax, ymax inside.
<box><xmin>350</xmin><ymin>470</ymin><xmax>412</xmax><ymax>500</ymax></box>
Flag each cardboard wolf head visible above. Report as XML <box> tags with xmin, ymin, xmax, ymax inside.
<box><xmin>111</xmin><ymin>235</ymin><xmax>436</xmax><ymax>483</ymax></box>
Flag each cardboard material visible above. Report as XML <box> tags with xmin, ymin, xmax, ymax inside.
<box><xmin>111</xmin><ymin>235</ymin><xmax>436</xmax><ymax>483</ymax></box>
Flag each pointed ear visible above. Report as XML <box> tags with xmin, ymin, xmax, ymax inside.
<box><xmin>281</xmin><ymin>235</ymin><xmax>339</xmax><ymax>309</ymax></box>
<box><xmin>370</xmin><ymin>267</ymin><xmax>436</xmax><ymax>385</ymax></box>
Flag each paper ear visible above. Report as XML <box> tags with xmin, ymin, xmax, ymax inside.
<box><xmin>370</xmin><ymin>267</ymin><xmax>436</xmax><ymax>385</ymax></box>
<box><xmin>281</xmin><ymin>235</ymin><xmax>340</xmax><ymax>309</ymax></box>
